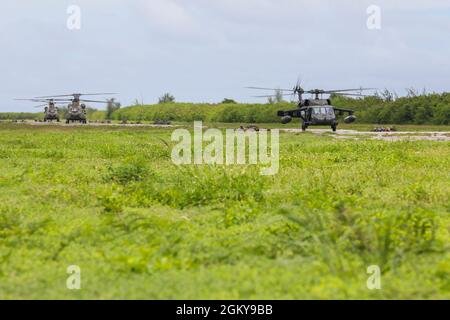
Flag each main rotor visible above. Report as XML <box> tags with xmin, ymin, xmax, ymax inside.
<box><xmin>34</xmin><ymin>92</ymin><xmax>117</xmax><ymax>104</ymax></box>
<box><xmin>247</xmin><ymin>84</ymin><xmax>375</xmax><ymax>101</ymax></box>
<box><xmin>14</xmin><ymin>98</ymin><xmax>65</xmax><ymax>108</ymax></box>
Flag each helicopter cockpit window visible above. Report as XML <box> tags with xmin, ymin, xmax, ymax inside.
<box><xmin>314</xmin><ymin>107</ymin><xmax>326</xmax><ymax>115</ymax></box>
<box><xmin>312</xmin><ymin>107</ymin><xmax>334</xmax><ymax>115</ymax></box>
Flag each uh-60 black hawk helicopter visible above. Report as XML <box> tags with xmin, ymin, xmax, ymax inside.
<box><xmin>33</xmin><ymin>93</ymin><xmax>116</xmax><ymax>124</ymax></box>
<box><xmin>248</xmin><ymin>84</ymin><xmax>374</xmax><ymax>131</ymax></box>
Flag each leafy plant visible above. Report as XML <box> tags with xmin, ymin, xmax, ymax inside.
<box><xmin>158</xmin><ymin>93</ymin><xmax>175</xmax><ymax>104</ymax></box>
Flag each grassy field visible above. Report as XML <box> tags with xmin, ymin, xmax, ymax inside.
<box><xmin>0</xmin><ymin>123</ymin><xmax>449</xmax><ymax>299</ymax></box>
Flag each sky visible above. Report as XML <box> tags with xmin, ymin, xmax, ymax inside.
<box><xmin>1</xmin><ymin>0</ymin><xmax>449</xmax><ymax>112</ymax></box>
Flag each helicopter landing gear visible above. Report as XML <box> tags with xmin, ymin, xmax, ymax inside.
<box><xmin>302</xmin><ymin>123</ymin><xmax>308</xmax><ymax>131</ymax></box>
<box><xmin>331</xmin><ymin>124</ymin><xmax>337</xmax><ymax>132</ymax></box>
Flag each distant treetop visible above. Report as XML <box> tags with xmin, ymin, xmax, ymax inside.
<box><xmin>159</xmin><ymin>93</ymin><xmax>175</xmax><ymax>104</ymax></box>
<box><xmin>221</xmin><ymin>98</ymin><xmax>237</xmax><ymax>104</ymax></box>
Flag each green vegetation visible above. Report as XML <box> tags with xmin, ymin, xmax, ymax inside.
<box><xmin>4</xmin><ymin>92</ymin><xmax>450</xmax><ymax>125</ymax></box>
<box><xmin>332</xmin><ymin>92</ymin><xmax>450</xmax><ymax>125</ymax></box>
<box><xmin>111</xmin><ymin>92</ymin><xmax>450</xmax><ymax>125</ymax></box>
<box><xmin>158</xmin><ymin>93</ymin><xmax>176</xmax><ymax>104</ymax></box>
<box><xmin>112</xmin><ymin>102</ymin><xmax>289</xmax><ymax>123</ymax></box>
<box><xmin>221</xmin><ymin>98</ymin><xmax>237</xmax><ymax>104</ymax></box>
<box><xmin>0</xmin><ymin>112</ymin><xmax>41</xmax><ymax>120</ymax></box>
<box><xmin>105</xmin><ymin>99</ymin><xmax>121</xmax><ymax>120</ymax></box>
<box><xmin>0</xmin><ymin>123</ymin><xmax>448</xmax><ymax>299</ymax></box>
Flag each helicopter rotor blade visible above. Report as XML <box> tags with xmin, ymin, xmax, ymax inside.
<box><xmin>78</xmin><ymin>93</ymin><xmax>117</xmax><ymax>96</ymax></box>
<box><xmin>334</xmin><ymin>93</ymin><xmax>371</xmax><ymax>97</ymax></box>
<box><xmin>35</xmin><ymin>93</ymin><xmax>117</xmax><ymax>98</ymax></box>
<box><xmin>35</xmin><ymin>94</ymin><xmax>75</xmax><ymax>98</ymax></box>
<box><xmin>15</xmin><ymin>98</ymin><xmax>46</xmax><ymax>102</ymax></box>
<box><xmin>248</xmin><ymin>83</ymin><xmax>376</xmax><ymax>100</ymax></box>
<box><xmin>246</xmin><ymin>86</ymin><xmax>295</xmax><ymax>92</ymax></box>
<box><xmin>15</xmin><ymin>98</ymin><xmax>71</xmax><ymax>102</ymax></box>
<box><xmin>322</xmin><ymin>88</ymin><xmax>377</xmax><ymax>94</ymax></box>
<box><xmin>253</xmin><ymin>93</ymin><xmax>295</xmax><ymax>98</ymax></box>
<box><xmin>79</xmin><ymin>99</ymin><xmax>110</xmax><ymax>103</ymax></box>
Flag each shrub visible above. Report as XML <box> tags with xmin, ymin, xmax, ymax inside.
<box><xmin>104</xmin><ymin>160</ymin><xmax>151</xmax><ymax>185</ymax></box>
<box><xmin>159</xmin><ymin>93</ymin><xmax>175</xmax><ymax>104</ymax></box>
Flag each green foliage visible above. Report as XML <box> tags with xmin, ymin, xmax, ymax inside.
<box><xmin>111</xmin><ymin>91</ymin><xmax>450</xmax><ymax>124</ymax></box>
<box><xmin>0</xmin><ymin>124</ymin><xmax>448</xmax><ymax>299</ymax></box>
<box><xmin>104</xmin><ymin>159</ymin><xmax>151</xmax><ymax>185</ymax></box>
<box><xmin>130</xmin><ymin>167</ymin><xmax>267</xmax><ymax>209</ymax></box>
<box><xmin>0</xmin><ymin>112</ymin><xmax>41</xmax><ymax>120</ymax></box>
<box><xmin>105</xmin><ymin>98</ymin><xmax>121</xmax><ymax>120</ymax></box>
<box><xmin>332</xmin><ymin>92</ymin><xmax>450</xmax><ymax>125</ymax></box>
<box><xmin>112</xmin><ymin>102</ymin><xmax>291</xmax><ymax>123</ymax></box>
<box><xmin>267</xmin><ymin>89</ymin><xmax>286</xmax><ymax>104</ymax></box>
<box><xmin>158</xmin><ymin>93</ymin><xmax>175</xmax><ymax>104</ymax></box>
<box><xmin>98</xmin><ymin>188</ymin><xmax>124</xmax><ymax>213</ymax></box>
<box><xmin>88</xmin><ymin>110</ymin><xmax>107</xmax><ymax>121</ymax></box>
<box><xmin>221</xmin><ymin>98</ymin><xmax>237</xmax><ymax>104</ymax></box>
<box><xmin>3</xmin><ymin>91</ymin><xmax>450</xmax><ymax>124</ymax></box>
<box><xmin>274</xmin><ymin>88</ymin><xmax>285</xmax><ymax>103</ymax></box>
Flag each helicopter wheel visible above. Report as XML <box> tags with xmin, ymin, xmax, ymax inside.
<box><xmin>332</xmin><ymin>124</ymin><xmax>337</xmax><ymax>132</ymax></box>
<box><xmin>302</xmin><ymin>123</ymin><xmax>307</xmax><ymax>131</ymax></box>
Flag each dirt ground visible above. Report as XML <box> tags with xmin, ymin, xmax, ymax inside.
<box><xmin>4</xmin><ymin>121</ymin><xmax>450</xmax><ymax>141</ymax></box>
<box><xmin>281</xmin><ymin>129</ymin><xmax>450</xmax><ymax>141</ymax></box>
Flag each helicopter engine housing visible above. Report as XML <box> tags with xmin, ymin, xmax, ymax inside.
<box><xmin>344</xmin><ymin>115</ymin><xmax>356</xmax><ymax>123</ymax></box>
<box><xmin>281</xmin><ymin>116</ymin><xmax>292</xmax><ymax>124</ymax></box>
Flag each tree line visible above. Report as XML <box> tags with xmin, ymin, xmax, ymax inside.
<box><xmin>2</xmin><ymin>91</ymin><xmax>449</xmax><ymax>125</ymax></box>
<box><xmin>331</xmin><ymin>91</ymin><xmax>450</xmax><ymax>125</ymax></box>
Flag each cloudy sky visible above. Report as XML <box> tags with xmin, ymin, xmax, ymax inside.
<box><xmin>1</xmin><ymin>0</ymin><xmax>449</xmax><ymax>111</ymax></box>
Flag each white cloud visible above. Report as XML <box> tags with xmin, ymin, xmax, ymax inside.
<box><xmin>1</xmin><ymin>0</ymin><xmax>449</xmax><ymax>110</ymax></box>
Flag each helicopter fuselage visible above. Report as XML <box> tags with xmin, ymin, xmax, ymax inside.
<box><xmin>66</xmin><ymin>100</ymin><xmax>87</xmax><ymax>123</ymax></box>
<box><xmin>44</xmin><ymin>103</ymin><xmax>60</xmax><ymax>122</ymax></box>
<box><xmin>277</xmin><ymin>98</ymin><xmax>355</xmax><ymax>131</ymax></box>
<box><xmin>301</xmin><ymin>99</ymin><xmax>336</xmax><ymax>125</ymax></box>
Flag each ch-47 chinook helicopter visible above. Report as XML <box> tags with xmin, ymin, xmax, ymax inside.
<box><xmin>34</xmin><ymin>93</ymin><xmax>116</xmax><ymax>124</ymax></box>
<box><xmin>248</xmin><ymin>84</ymin><xmax>374</xmax><ymax>131</ymax></box>
<box><xmin>14</xmin><ymin>98</ymin><xmax>63</xmax><ymax>122</ymax></box>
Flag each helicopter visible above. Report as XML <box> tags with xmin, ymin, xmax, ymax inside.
<box><xmin>34</xmin><ymin>93</ymin><xmax>116</xmax><ymax>124</ymax></box>
<box><xmin>248</xmin><ymin>83</ymin><xmax>374</xmax><ymax>131</ymax></box>
<box><xmin>14</xmin><ymin>98</ymin><xmax>63</xmax><ymax>122</ymax></box>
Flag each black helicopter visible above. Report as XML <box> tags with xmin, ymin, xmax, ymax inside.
<box><xmin>248</xmin><ymin>84</ymin><xmax>374</xmax><ymax>131</ymax></box>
